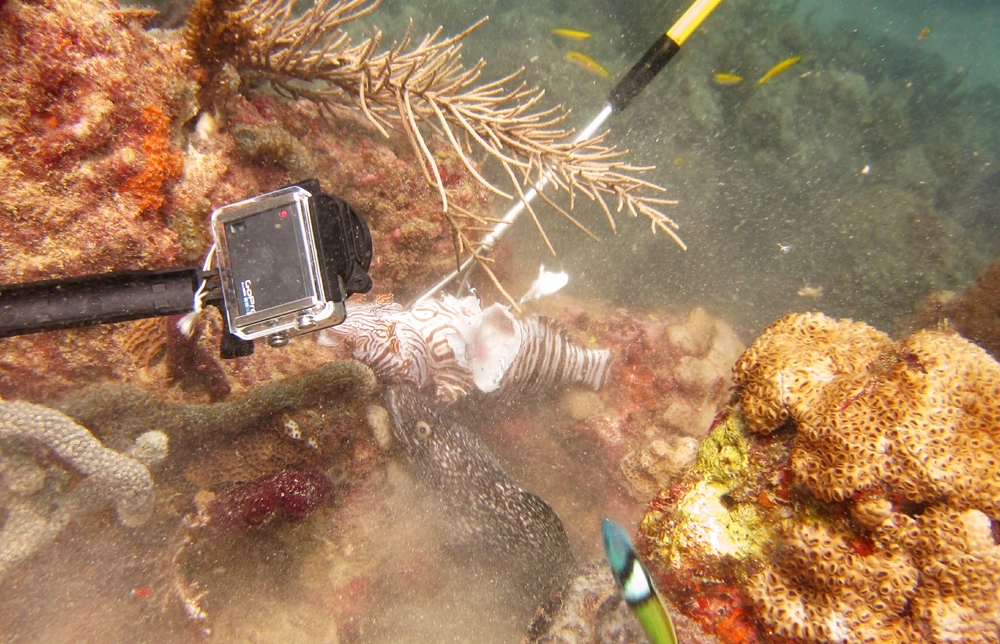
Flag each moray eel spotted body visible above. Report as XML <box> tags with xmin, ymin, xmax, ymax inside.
<box><xmin>384</xmin><ymin>384</ymin><xmax>578</xmax><ymax>593</ymax></box>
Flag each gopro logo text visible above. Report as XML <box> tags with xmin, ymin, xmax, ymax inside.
<box><xmin>241</xmin><ymin>280</ymin><xmax>256</xmax><ymax>314</ymax></box>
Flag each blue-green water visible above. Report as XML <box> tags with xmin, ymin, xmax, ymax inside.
<box><xmin>367</xmin><ymin>0</ymin><xmax>1000</xmax><ymax>338</ymax></box>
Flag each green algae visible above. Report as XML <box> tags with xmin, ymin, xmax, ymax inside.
<box><xmin>695</xmin><ymin>410</ymin><xmax>749</xmax><ymax>488</ymax></box>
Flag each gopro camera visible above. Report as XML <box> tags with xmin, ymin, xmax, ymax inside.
<box><xmin>212</xmin><ymin>180</ymin><xmax>372</xmax><ymax>347</ymax></box>
<box><xmin>0</xmin><ymin>180</ymin><xmax>373</xmax><ymax>357</ymax></box>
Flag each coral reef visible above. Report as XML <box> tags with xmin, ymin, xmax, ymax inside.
<box><xmin>922</xmin><ymin>257</ymin><xmax>1000</xmax><ymax>361</ymax></box>
<box><xmin>0</xmin><ymin>400</ymin><xmax>167</xmax><ymax>577</ymax></box>
<box><xmin>635</xmin><ymin>312</ymin><xmax>1000</xmax><ymax>644</ymax></box>
<box><xmin>0</xmin><ymin>0</ymin><xmax>192</xmax><ymax>281</ymax></box>
<box><xmin>535</xmin><ymin>302</ymin><xmax>744</xmax><ymax>501</ymax></box>
<box><xmin>745</xmin><ymin>521</ymin><xmax>920</xmax><ymax>642</ymax></box>
<box><xmin>736</xmin><ymin>312</ymin><xmax>1000</xmax><ymax>515</ymax></box>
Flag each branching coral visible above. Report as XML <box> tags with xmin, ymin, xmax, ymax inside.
<box><xmin>0</xmin><ymin>400</ymin><xmax>167</xmax><ymax>577</ymax></box>
<box><xmin>0</xmin><ymin>400</ymin><xmax>162</xmax><ymax>527</ymax></box>
<box><xmin>183</xmin><ymin>0</ymin><xmax>682</xmax><ymax>292</ymax></box>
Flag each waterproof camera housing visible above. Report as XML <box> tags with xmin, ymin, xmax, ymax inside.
<box><xmin>211</xmin><ymin>180</ymin><xmax>373</xmax><ymax>347</ymax></box>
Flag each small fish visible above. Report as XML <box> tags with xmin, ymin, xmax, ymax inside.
<box><xmin>757</xmin><ymin>56</ymin><xmax>802</xmax><ymax>86</ymax></box>
<box><xmin>713</xmin><ymin>72</ymin><xmax>743</xmax><ymax>85</ymax></box>
<box><xmin>551</xmin><ymin>28</ymin><xmax>591</xmax><ymax>40</ymax></box>
<box><xmin>603</xmin><ymin>518</ymin><xmax>678</xmax><ymax>644</ymax></box>
<box><xmin>566</xmin><ymin>51</ymin><xmax>611</xmax><ymax>78</ymax></box>
<box><xmin>918</xmin><ymin>26</ymin><xmax>931</xmax><ymax>40</ymax></box>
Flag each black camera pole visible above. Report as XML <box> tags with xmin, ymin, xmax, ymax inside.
<box><xmin>0</xmin><ymin>267</ymin><xmax>208</xmax><ymax>338</ymax></box>
<box><xmin>0</xmin><ymin>268</ymin><xmax>258</xmax><ymax>358</ymax></box>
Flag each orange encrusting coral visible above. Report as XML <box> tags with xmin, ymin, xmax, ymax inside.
<box><xmin>0</xmin><ymin>0</ymin><xmax>190</xmax><ymax>281</ymax></box>
<box><xmin>729</xmin><ymin>312</ymin><xmax>1000</xmax><ymax>643</ymax></box>
<box><xmin>745</xmin><ymin>522</ymin><xmax>922</xmax><ymax>643</ymax></box>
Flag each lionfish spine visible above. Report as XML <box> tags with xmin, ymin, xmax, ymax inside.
<box><xmin>496</xmin><ymin>317</ymin><xmax>613</xmax><ymax>400</ymax></box>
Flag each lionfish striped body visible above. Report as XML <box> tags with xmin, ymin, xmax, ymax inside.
<box><xmin>320</xmin><ymin>301</ymin><xmax>436</xmax><ymax>388</ymax></box>
<box><xmin>486</xmin><ymin>315</ymin><xmax>613</xmax><ymax>404</ymax></box>
<box><xmin>318</xmin><ymin>296</ymin><xmax>613</xmax><ymax>403</ymax></box>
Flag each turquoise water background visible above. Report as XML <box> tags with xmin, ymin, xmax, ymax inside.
<box><xmin>359</xmin><ymin>0</ymin><xmax>1000</xmax><ymax>339</ymax></box>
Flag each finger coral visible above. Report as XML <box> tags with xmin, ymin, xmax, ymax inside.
<box><xmin>0</xmin><ymin>400</ymin><xmax>161</xmax><ymax>527</ymax></box>
<box><xmin>54</xmin><ymin>359</ymin><xmax>377</xmax><ymax>487</ymax></box>
<box><xmin>0</xmin><ymin>400</ymin><xmax>166</xmax><ymax>578</ymax></box>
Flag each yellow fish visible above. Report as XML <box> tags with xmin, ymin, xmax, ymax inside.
<box><xmin>713</xmin><ymin>72</ymin><xmax>743</xmax><ymax>85</ymax></box>
<box><xmin>551</xmin><ymin>28</ymin><xmax>591</xmax><ymax>40</ymax></box>
<box><xmin>757</xmin><ymin>56</ymin><xmax>802</xmax><ymax>86</ymax></box>
<box><xmin>566</xmin><ymin>51</ymin><xmax>610</xmax><ymax>78</ymax></box>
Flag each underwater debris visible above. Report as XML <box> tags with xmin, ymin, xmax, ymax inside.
<box><xmin>0</xmin><ymin>400</ymin><xmax>167</xmax><ymax>577</ymax></box>
<box><xmin>181</xmin><ymin>0</ymin><xmax>683</xmax><ymax>293</ymax></box>
<box><xmin>636</xmin><ymin>312</ymin><xmax>1000</xmax><ymax>644</ymax></box>
<box><xmin>319</xmin><ymin>296</ymin><xmax>613</xmax><ymax>403</ymax></box>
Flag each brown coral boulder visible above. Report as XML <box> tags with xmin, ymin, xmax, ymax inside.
<box><xmin>735</xmin><ymin>312</ymin><xmax>1000</xmax><ymax>515</ymax></box>
<box><xmin>637</xmin><ymin>313</ymin><xmax>1000</xmax><ymax>644</ymax></box>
